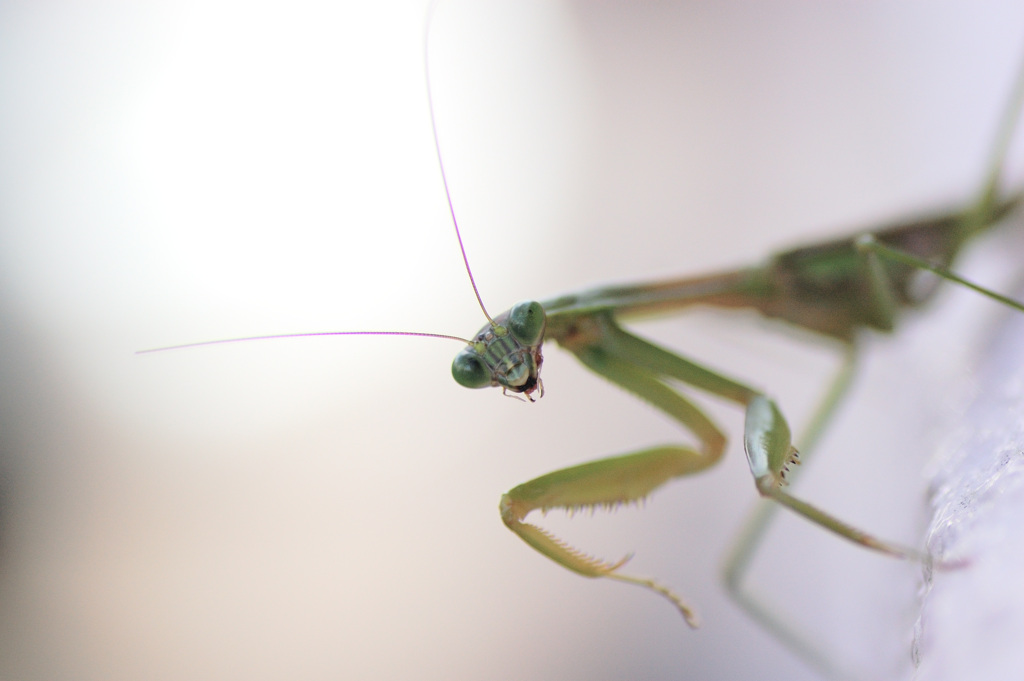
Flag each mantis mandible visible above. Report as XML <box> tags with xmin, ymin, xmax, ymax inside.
<box><xmin>141</xmin><ymin>6</ymin><xmax>1024</xmax><ymax>679</ymax></box>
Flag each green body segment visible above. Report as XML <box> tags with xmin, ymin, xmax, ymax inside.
<box><xmin>541</xmin><ymin>196</ymin><xmax>1021</xmax><ymax>342</ymax></box>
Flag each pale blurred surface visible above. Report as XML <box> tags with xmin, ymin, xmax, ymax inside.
<box><xmin>914</xmin><ymin>288</ymin><xmax>1024</xmax><ymax>681</ymax></box>
<box><xmin>1</xmin><ymin>2</ymin><xmax>1024</xmax><ymax>680</ymax></box>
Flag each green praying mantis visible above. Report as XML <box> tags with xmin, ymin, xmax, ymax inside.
<box><xmin>142</xmin><ymin>8</ymin><xmax>1024</xmax><ymax>679</ymax></box>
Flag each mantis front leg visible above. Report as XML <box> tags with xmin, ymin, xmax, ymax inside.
<box><xmin>500</xmin><ymin>312</ymin><xmax>922</xmax><ymax>625</ymax></box>
<box><xmin>500</xmin><ymin>319</ymin><xmax>730</xmax><ymax>627</ymax></box>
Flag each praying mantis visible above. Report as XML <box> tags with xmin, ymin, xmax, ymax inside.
<box><xmin>440</xmin><ymin>37</ymin><xmax>1024</xmax><ymax>678</ymax></box>
<box><xmin>140</xmin><ymin>4</ymin><xmax>1024</xmax><ymax>681</ymax></box>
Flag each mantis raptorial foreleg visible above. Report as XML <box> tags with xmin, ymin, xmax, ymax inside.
<box><xmin>500</xmin><ymin>314</ymin><xmax>731</xmax><ymax>627</ymax></box>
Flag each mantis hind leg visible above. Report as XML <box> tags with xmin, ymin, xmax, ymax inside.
<box><xmin>969</xmin><ymin>41</ymin><xmax>1024</xmax><ymax>225</ymax></box>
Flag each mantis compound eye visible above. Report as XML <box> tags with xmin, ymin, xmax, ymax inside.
<box><xmin>508</xmin><ymin>300</ymin><xmax>546</xmax><ymax>347</ymax></box>
<box><xmin>451</xmin><ymin>349</ymin><xmax>491</xmax><ymax>389</ymax></box>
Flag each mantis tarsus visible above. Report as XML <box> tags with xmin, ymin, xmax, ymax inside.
<box><xmin>141</xmin><ymin>7</ymin><xmax>1024</xmax><ymax>679</ymax></box>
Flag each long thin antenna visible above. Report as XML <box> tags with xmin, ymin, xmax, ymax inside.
<box><xmin>139</xmin><ymin>3</ymin><xmax>491</xmax><ymax>357</ymax></box>
<box><xmin>137</xmin><ymin>330</ymin><xmax>473</xmax><ymax>355</ymax></box>
<box><xmin>424</xmin><ymin>0</ymin><xmax>496</xmax><ymax>327</ymax></box>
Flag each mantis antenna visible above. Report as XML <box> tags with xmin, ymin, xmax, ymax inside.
<box><xmin>424</xmin><ymin>0</ymin><xmax>496</xmax><ymax>327</ymax></box>
<box><xmin>139</xmin><ymin>0</ymin><xmax>496</xmax><ymax>356</ymax></box>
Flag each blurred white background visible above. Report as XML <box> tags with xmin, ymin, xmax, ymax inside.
<box><xmin>2</xmin><ymin>1</ymin><xmax>1024</xmax><ymax>680</ymax></box>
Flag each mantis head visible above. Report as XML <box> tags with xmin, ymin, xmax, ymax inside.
<box><xmin>451</xmin><ymin>300</ymin><xmax>546</xmax><ymax>399</ymax></box>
